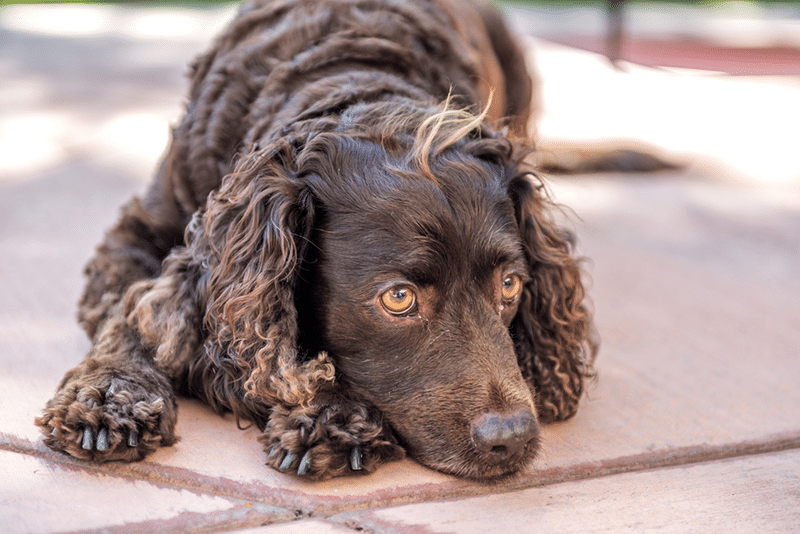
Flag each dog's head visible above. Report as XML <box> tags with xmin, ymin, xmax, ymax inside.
<box><xmin>197</xmin><ymin>101</ymin><xmax>596</xmax><ymax>480</ymax></box>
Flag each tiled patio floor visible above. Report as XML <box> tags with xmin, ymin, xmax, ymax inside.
<box><xmin>1</xmin><ymin>4</ymin><xmax>799</xmax><ymax>533</ymax></box>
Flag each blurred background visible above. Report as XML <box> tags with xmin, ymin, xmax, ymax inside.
<box><xmin>1</xmin><ymin>0</ymin><xmax>799</xmax><ymax>190</ymax></box>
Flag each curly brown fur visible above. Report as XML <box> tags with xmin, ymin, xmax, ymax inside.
<box><xmin>37</xmin><ymin>0</ymin><xmax>596</xmax><ymax>480</ymax></box>
<box><xmin>508</xmin><ymin>174</ymin><xmax>598</xmax><ymax>422</ymax></box>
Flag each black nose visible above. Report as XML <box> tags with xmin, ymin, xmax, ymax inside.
<box><xmin>470</xmin><ymin>409</ymin><xmax>540</xmax><ymax>465</ymax></box>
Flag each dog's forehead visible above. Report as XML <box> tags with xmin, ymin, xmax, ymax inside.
<box><xmin>320</xmin><ymin>156</ymin><xmax>523</xmax><ymax>281</ymax></box>
<box><xmin>316</xmin><ymin>136</ymin><xmax>512</xmax><ymax>215</ymax></box>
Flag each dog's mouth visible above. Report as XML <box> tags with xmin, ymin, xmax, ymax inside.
<box><xmin>468</xmin><ymin>434</ymin><xmax>540</xmax><ymax>481</ymax></box>
<box><xmin>425</xmin><ymin>439</ymin><xmax>540</xmax><ymax>482</ymax></box>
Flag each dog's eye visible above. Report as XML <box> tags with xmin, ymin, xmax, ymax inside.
<box><xmin>380</xmin><ymin>287</ymin><xmax>417</xmax><ymax>316</ymax></box>
<box><xmin>501</xmin><ymin>274</ymin><xmax>522</xmax><ymax>303</ymax></box>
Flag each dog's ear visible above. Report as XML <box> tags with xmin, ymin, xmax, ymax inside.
<box><xmin>195</xmin><ymin>148</ymin><xmax>335</xmax><ymax>413</ymax></box>
<box><xmin>507</xmin><ymin>173</ymin><xmax>597</xmax><ymax>422</ymax></box>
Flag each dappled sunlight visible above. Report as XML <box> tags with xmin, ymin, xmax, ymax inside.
<box><xmin>0</xmin><ymin>4</ymin><xmax>235</xmax><ymax>183</ymax></box>
<box><xmin>0</xmin><ymin>3</ymin><xmax>234</xmax><ymax>40</ymax></box>
<box><xmin>0</xmin><ymin>77</ymin><xmax>173</xmax><ymax>181</ymax></box>
<box><xmin>1</xmin><ymin>3</ymin><xmax>112</xmax><ymax>38</ymax></box>
<box><xmin>0</xmin><ymin>110</ymin><xmax>72</xmax><ymax>178</ymax></box>
<box><xmin>87</xmin><ymin>111</ymin><xmax>174</xmax><ymax>173</ymax></box>
<box><xmin>702</xmin><ymin>0</ymin><xmax>800</xmax><ymax>49</ymax></box>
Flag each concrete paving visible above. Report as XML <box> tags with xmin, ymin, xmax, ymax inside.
<box><xmin>1</xmin><ymin>3</ymin><xmax>799</xmax><ymax>533</ymax></box>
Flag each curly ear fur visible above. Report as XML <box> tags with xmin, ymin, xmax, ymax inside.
<box><xmin>201</xmin><ymin>152</ymin><xmax>335</xmax><ymax>413</ymax></box>
<box><xmin>508</xmin><ymin>172</ymin><xmax>598</xmax><ymax>423</ymax></box>
<box><xmin>126</xmin><ymin>145</ymin><xmax>335</xmax><ymax>426</ymax></box>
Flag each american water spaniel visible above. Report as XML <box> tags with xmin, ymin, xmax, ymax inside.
<box><xmin>36</xmin><ymin>0</ymin><xmax>597</xmax><ymax>480</ymax></box>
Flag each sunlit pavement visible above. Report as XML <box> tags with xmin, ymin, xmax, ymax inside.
<box><xmin>1</xmin><ymin>3</ymin><xmax>799</xmax><ymax>533</ymax></box>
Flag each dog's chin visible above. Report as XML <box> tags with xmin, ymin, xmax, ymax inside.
<box><xmin>430</xmin><ymin>455</ymin><xmax>536</xmax><ymax>483</ymax></box>
<box><xmin>416</xmin><ymin>444</ymin><xmax>540</xmax><ymax>483</ymax></box>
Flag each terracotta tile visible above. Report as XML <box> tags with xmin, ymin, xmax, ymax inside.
<box><xmin>536</xmin><ymin>176</ymin><xmax>800</xmax><ymax>465</ymax></box>
<box><xmin>0</xmin><ymin>450</ymin><xmax>293</xmax><ymax>534</ymax></box>
<box><xmin>334</xmin><ymin>449</ymin><xmax>800</xmax><ymax>533</ymax></box>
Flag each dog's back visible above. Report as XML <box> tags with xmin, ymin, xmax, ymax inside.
<box><xmin>157</xmin><ymin>0</ymin><xmax>529</xmax><ymax>219</ymax></box>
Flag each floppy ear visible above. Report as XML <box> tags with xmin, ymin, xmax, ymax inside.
<box><xmin>126</xmin><ymin>147</ymin><xmax>334</xmax><ymax>425</ymax></box>
<box><xmin>191</xmin><ymin>149</ymin><xmax>335</xmax><ymax>419</ymax></box>
<box><xmin>508</xmin><ymin>173</ymin><xmax>598</xmax><ymax>423</ymax></box>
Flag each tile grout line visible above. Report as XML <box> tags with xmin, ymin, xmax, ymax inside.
<box><xmin>507</xmin><ymin>430</ymin><xmax>800</xmax><ymax>493</ymax></box>
<box><xmin>3</xmin><ymin>429</ymin><xmax>800</xmax><ymax>519</ymax></box>
<box><xmin>0</xmin><ymin>432</ymin><xmax>306</xmax><ymax>512</ymax></box>
<box><xmin>54</xmin><ymin>507</ymin><xmax>299</xmax><ymax>534</ymax></box>
<box><xmin>1</xmin><ymin>433</ymin><xmax>300</xmax><ymax>534</ymax></box>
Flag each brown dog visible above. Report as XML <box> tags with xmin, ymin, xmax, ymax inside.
<box><xmin>36</xmin><ymin>0</ymin><xmax>596</xmax><ymax>480</ymax></box>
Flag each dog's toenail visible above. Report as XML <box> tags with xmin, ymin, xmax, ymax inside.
<box><xmin>96</xmin><ymin>428</ymin><xmax>109</xmax><ymax>451</ymax></box>
<box><xmin>279</xmin><ymin>452</ymin><xmax>297</xmax><ymax>472</ymax></box>
<box><xmin>81</xmin><ymin>428</ymin><xmax>93</xmax><ymax>450</ymax></box>
<box><xmin>50</xmin><ymin>427</ymin><xmax>58</xmax><ymax>437</ymax></box>
<box><xmin>127</xmin><ymin>430</ymin><xmax>138</xmax><ymax>447</ymax></box>
<box><xmin>297</xmin><ymin>451</ymin><xmax>312</xmax><ymax>476</ymax></box>
<box><xmin>350</xmin><ymin>447</ymin><xmax>363</xmax><ymax>471</ymax></box>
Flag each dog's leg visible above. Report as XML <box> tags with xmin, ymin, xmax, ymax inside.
<box><xmin>78</xmin><ymin>131</ymin><xmax>208</xmax><ymax>341</ymax></box>
<box><xmin>79</xmin><ymin>202</ymin><xmax>167</xmax><ymax>339</ymax></box>
<box><xmin>40</xmin><ymin>134</ymin><xmax>203</xmax><ymax>461</ymax></box>
<box><xmin>259</xmin><ymin>388</ymin><xmax>405</xmax><ymax>479</ymax></box>
<box><xmin>38</xmin><ymin>241</ymin><xmax>206</xmax><ymax>461</ymax></box>
<box><xmin>36</xmin><ymin>306</ymin><xmax>178</xmax><ymax>462</ymax></box>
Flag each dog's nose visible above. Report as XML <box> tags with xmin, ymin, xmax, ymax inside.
<box><xmin>470</xmin><ymin>409</ymin><xmax>540</xmax><ymax>465</ymax></box>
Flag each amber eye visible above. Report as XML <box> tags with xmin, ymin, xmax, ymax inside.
<box><xmin>501</xmin><ymin>274</ymin><xmax>522</xmax><ymax>303</ymax></box>
<box><xmin>380</xmin><ymin>286</ymin><xmax>417</xmax><ymax>316</ymax></box>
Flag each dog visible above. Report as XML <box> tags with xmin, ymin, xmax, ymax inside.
<box><xmin>36</xmin><ymin>0</ymin><xmax>596</xmax><ymax>480</ymax></box>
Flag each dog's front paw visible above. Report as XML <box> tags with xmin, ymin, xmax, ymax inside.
<box><xmin>36</xmin><ymin>373</ymin><xmax>178</xmax><ymax>462</ymax></box>
<box><xmin>260</xmin><ymin>400</ymin><xmax>405</xmax><ymax>479</ymax></box>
